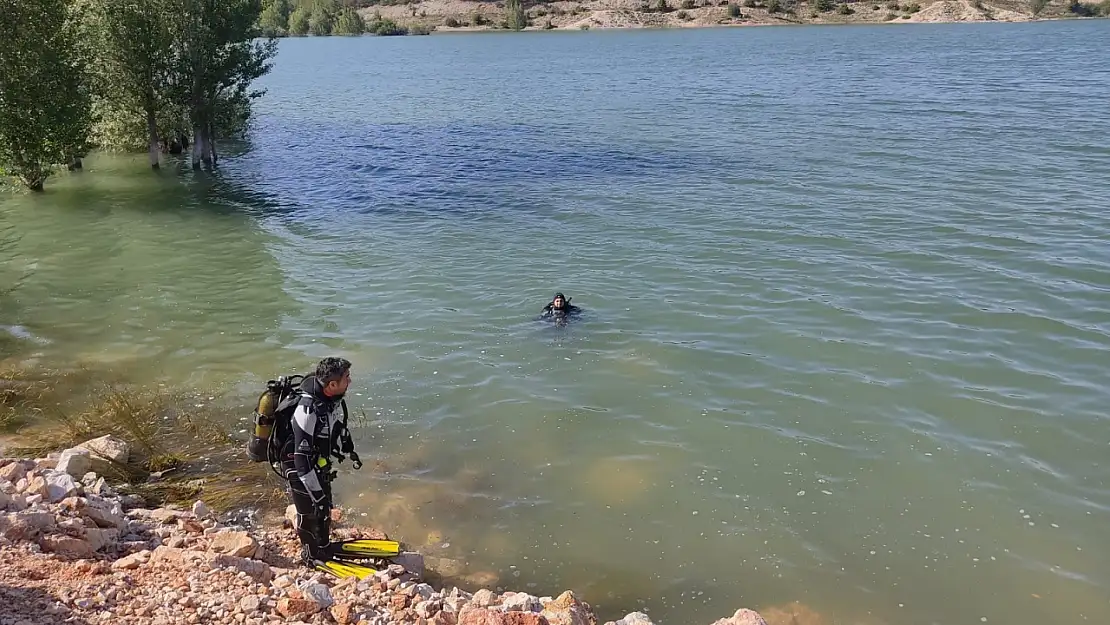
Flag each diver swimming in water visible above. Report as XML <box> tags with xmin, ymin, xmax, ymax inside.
<box><xmin>539</xmin><ymin>292</ymin><xmax>581</xmax><ymax>323</ymax></box>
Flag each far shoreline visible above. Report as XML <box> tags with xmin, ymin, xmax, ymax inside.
<box><xmin>321</xmin><ymin>0</ymin><xmax>1109</xmax><ymax>38</ymax></box>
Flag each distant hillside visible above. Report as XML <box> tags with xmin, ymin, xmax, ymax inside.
<box><xmin>355</xmin><ymin>0</ymin><xmax>1108</xmax><ymax>32</ymax></box>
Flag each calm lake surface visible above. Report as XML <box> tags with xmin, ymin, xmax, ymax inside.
<box><xmin>3</xmin><ymin>19</ymin><xmax>1110</xmax><ymax>625</ymax></box>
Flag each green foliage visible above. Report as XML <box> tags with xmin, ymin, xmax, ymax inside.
<box><xmin>742</xmin><ymin>0</ymin><xmax>757</xmax><ymax>6</ymax></box>
<box><xmin>681</xmin><ymin>0</ymin><xmax>696</xmax><ymax>7</ymax></box>
<box><xmin>0</xmin><ymin>0</ymin><xmax>95</xmax><ymax>191</ymax></box>
<box><xmin>444</xmin><ymin>16</ymin><xmax>460</xmax><ymax>26</ymax></box>
<box><xmin>506</xmin><ymin>0</ymin><xmax>528</xmax><ymax>29</ymax></box>
<box><xmin>368</xmin><ymin>17</ymin><xmax>408</xmax><ymax>34</ymax></box>
<box><xmin>1028</xmin><ymin>0</ymin><xmax>1048</xmax><ymax>12</ymax></box>
<box><xmin>904</xmin><ymin>1</ymin><xmax>920</xmax><ymax>11</ymax></box>
<box><xmin>309</xmin><ymin>5</ymin><xmax>335</xmax><ymax>34</ymax></box>
<box><xmin>657</xmin><ymin>0</ymin><xmax>671</xmax><ymax>11</ymax></box>
<box><xmin>837</xmin><ymin>2</ymin><xmax>854</xmax><ymax>12</ymax></box>
<box><xmin>727</xmin><ymin>2</ymin><xmax>743</xmax><ymax>15</ymax></box>
<box><xmin>288</xmin><ymin>6</ymin><xmax>311</xmax><ymax>33</ymax></box>
<box><xmin>259</xmin><ymin>0</ymin><xmax>292</xmax><ymax>36</ymax></box>
<box><xmin>164</xmin><ymin>0</ymin><xmax>277</xmax><ymax>166</ymax></box>
<box><xmin>766</xmin><ymin>0</ymin><xmax>782</xmax><ymax>10</ymax></box>
<box><xmin>814</xmin><ymin>0</ymin><xmax>835</xmax><ymax>11</ymax></box>
<box><xmin>332</xmin><ymin>7</ymin><xmax>366</xmax><ymax>34</ymax></box>
<box><xmin>89</xmin><ymin>0</ymin><xmax>178</xmax><ymax>164</ymax></box>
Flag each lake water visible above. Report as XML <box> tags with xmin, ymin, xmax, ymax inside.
<box><xmin>3</xmin><ymin>19</ymin><xmax>1110</xmax><ymax>625</ymax></box>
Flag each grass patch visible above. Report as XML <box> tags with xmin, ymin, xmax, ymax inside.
<box><xmin>0</xmin><ymin>363</ymin><xmax>286</xmax><ymax>514</ymax></box>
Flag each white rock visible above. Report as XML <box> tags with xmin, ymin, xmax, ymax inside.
<box><xmin>81</xmin><ymin>472</ymin><xmax>99</xmax><ymax>486</ymax></box>
<box><xmin>77</xmin><ymin>435</ymin><xmax>130</xmax><ymax>464</ymax></box>
<box><xmin>612</xmin><ymin>613</ymin><xmax>655</xmax><ymax>625</ymax></box>
<box><xmin>82</xmin><ymin>497</ymin><xmax>127</xmax><ymax>529</ymax></box>
<box><xmin>273</xmin><ymin>575</ymin><xmax>293</xmax><ymax>589</ymax></box>
<box><xmin>240</xmin><ymin>596</ymin><xmax>260</xmax><ymax>612</ymax></box>
<box><xmin>85</xmin><ymin>528</ymin><xmax>119</xmax><ymax>552</ymax></box>
<box><xmin>415</xmin><ymin>600</ymin><xmax>440</xmax><ymax>619</ymax></box>
<box><xmin>56</xmin><ymin>449</ymin><xmax>92</xmax><ymax>478</ymax></box>
<box><xmin>300</xmin><ymin>582</ymin><xmax>333</xmax><ymax>608</ymax></box>
<box><xmin>45</xmin><ymin>472</ymin><xmax>79</xmax><ymax>503</ymax></box>
<box><xmin>413</xmin><ymin>583</ymin><xmax>434</xmax><ymax>601</ymax></box>
<box><xmin>501</xmin><ymin>593</ymin><xmax>541</xmax><ymax>613</ymax></box>
<box><xmin>192</xmin><ymin>500</ymin><xmax>210</xmax><ymax>518</ymax></box>
<box><xmin>473</xmin><ymin>589</ymin><xmax>497</xmax><ymax>607</ymax></box>
<box><xmin>0</xmin><ymin>462</ymin><xmax>27</xmax><ymax>483</ymax></box>
<box><xmin>111</xmin><ymin>551</ymin><xmax>147</xmax><ymax>571</ymax></box>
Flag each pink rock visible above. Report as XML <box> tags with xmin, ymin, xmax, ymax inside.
<box><xmin>207</xmin><ymin>530</ymin><xmax>258</xmax><ymax>558</ymax></box>
<box><xmin>458</xmin><ymin>608</ymin><xmax>549</xmax><ymax>625</ymax></box>
<box><xmin>710</xmin><ymin>609</ymin><xmax>769</xmax><ymax>625</ymax></box>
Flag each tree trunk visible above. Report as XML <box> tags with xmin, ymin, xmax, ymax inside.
<box><xmin>192</xmin><ymin>127</ymin><xmax>203</xmax><ymax>170</ymax></box>
<box><xmin>199</xmin><ymin>123</ymin><xmax>213</xmax><ymax>167</ymax></box>
<box><xmin>207</xmin><ymin>122</ymin><xmax>217</xmax><ymax>167</ymax></box>
<box><xmin>147</xmin><ymin>108</ymin><xmax>160</xmax><ymax>170</ymax></box>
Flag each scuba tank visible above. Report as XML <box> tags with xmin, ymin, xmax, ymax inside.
<box><xmin>247</xmin><ymin>386</ymin><xmax>278</xmax><ymax>463</ymax></box>
<box><xmin>246</xmin><ymin>375</ymin><xmax>303</xmax><ymax>463</ymax></box>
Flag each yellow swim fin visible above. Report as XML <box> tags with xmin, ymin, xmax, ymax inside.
<box><xmin>328</xmin><ymin>539</ymin><xmax>401</xmax><ymax>560</ymax></box>
<box><xmin>313</xmin><ymin>558</ymin><xmax>377</xmax><ymax>579</ymax></box>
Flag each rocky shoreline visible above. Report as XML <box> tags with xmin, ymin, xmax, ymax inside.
<box><xmin>0</xmin><ymin>437</ymin><xmax>770</xmax><ymax>625</ymax></box>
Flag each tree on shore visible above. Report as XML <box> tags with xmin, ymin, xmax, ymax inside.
<box><xmin>260</xmin><ymin>0</ymin><xmax>292</xmax><ymax>36</ymax></box>
<box><xmin>507</xmin><ymin>0</ymin><xmax>528</xmax><ymax>29</ymax></box>
<box><xmin>0</xmin><ymin>0</ymin><xmax>94</xmax><ymax>191</ymax></box>
<box><xmin>333</xmin><ymin>7</ymin><xmax>368</xmax><ymax>34</ymax></box>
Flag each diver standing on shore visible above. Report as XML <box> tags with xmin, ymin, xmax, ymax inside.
<box><xmin>249</xmin><ymin>356</ymin><xmax>400</xmax><ymax>579</ymax></box>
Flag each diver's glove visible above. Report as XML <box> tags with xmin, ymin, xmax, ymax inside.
<box><xmin>337</xmin><ymin>433</ymin><xmax>362</xmax><ymax>470</ymax></box>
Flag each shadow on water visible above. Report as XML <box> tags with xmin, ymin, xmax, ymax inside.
<box><xmin>226</xmin><ymin>117</ymin><xmax>721</xmax><ymax>219</ymax></box>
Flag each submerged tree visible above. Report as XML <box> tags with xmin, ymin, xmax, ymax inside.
<box><xmin>91</xmin><ymin>0</ymin><xmax>176</xmax><ymax>168</ymax></box>
<box><xmin>0</xmin><ymin>0</ymin><xmax>94</xmax><ymax>190</ymax></box>
<box><xmin>169</xmin><ymin>0</ymin><xmax>277</xmax><ymax>169</ymax></box>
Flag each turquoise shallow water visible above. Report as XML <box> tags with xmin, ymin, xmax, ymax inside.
<box><xmin>3</xmin><ymin>19</ymin><xmax>1110</xmax><ymax>625</ymax></box>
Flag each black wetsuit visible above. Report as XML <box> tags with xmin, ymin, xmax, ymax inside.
<box><xmin>540</xmin><ymin>302</ymin><xmax>581</xmax><ymax>324</ymax></box>
<box><xmin>280</xmin><ymin>375</ymin><xmax>358</xmax><ymax>563</ymax></box>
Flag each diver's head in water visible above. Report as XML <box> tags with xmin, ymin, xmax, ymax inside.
<box><xmin>552</xmin><ymin>292</ymin><xmax>568</xmax><ymax>311</ymax></box>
